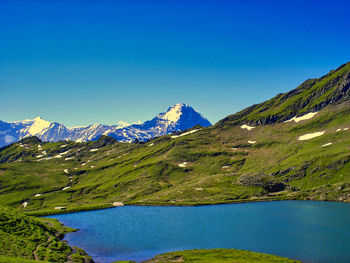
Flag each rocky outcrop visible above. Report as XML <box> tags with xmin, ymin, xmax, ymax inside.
<box><xmin>238</xmin><ymin>173</ymin><xmax>286</xmax><ymax>193</ymax></box>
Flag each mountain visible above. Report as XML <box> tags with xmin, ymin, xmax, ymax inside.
<box><xmin>108</xmin><ymin>103</ymin><xmax>211</xmax><ymax>141</ymax></box>
<box><xmin>218</xmin><ymin>62</ymin><xmax>350</xmax><ymax>127</ymax></box>
<box><xmin>0</xmin><ymin>103</ymin><xmax>211</xmax><ymax>147</ymax></box>
<box><xmin>1</xmin><ymin>61</ymin><xmax>350</xmax><ymax>214</ymax></box>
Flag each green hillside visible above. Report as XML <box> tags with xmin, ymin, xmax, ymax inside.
<box><xmin>218</xmin><ymin>62</ymin><xmax>350</xmax><ymax>126</ymax></box>
<box><xmin>142</xmin><ymin>248</ymin><xmax>301</xmax><ymax>263</ymax></box>
<box><xmin>0</xmin><ymin>206</ymin><xmax>92</xmax><ymax>262</ymax></box>
<box><xmin>0</xmin><ymin>62</ymin><xmax>350</xmax><ymax>215</ymax></box>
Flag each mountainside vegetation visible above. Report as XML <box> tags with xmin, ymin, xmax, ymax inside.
<box><xmin>0</xmin><ymin>62</ymin><xmax>349</xmax><ymax>216</ymax></box>
<box><xmin>0</xmin><ymin>205</ymin><xmax>92</xmax><ymax>262</ymax></box>
<box><xmin>218</xmin><ymin>62</ymin><xmax>350</xmax><ymax>126</ymax></box>
<box><xmin>142</xmin><ymin>248</ymin><xmax>301</xmax><ymax>263</ymax></box>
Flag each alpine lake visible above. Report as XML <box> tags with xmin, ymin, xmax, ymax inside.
<box><xmin>49</xmin><ymin>200</ymin><xmax>350</xmax><ymax>263</ymax></box>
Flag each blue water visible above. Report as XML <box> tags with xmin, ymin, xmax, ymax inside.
<box><xmin>49</xmin><ymin>201</ymin><xmax>350</xmax><ymax>263</ymax></box>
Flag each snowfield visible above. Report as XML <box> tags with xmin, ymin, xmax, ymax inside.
<box><xmin>284</xmin><ymin>112</ymin><xmax>318</xmax><ymax>123</ymax></box>
<box><xmin>171</xmin><ymin>129</ymin><xmax>199</xmax><ymax>138</ymax></box>
<box><xmin>240</xmin><ymin>124</ymin><xmax>255</xmax><ymax>131</ymax></box>
<box><xmin>298</xmin><ymin>131</ymin><xmax>325</xmax><ymax>141</ymax></box>
<box><xmin>178</xmin><ymin>162</ymin><xmax>187</xmax><ymax>167</ymax></box>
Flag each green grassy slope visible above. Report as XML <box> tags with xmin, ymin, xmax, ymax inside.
<box><xmin>217</xmin><ymin>61</ymin><xmax>350</xmax><ymax>126</ymax></box>
<box><xmin>0</xmin><ymin>206</ymin><xmax>92</xmax><ymax>262</ymax></box>
<box><xmin>142</xmin><ymin>248</ymin><xmax>301</xmax><ymax>263</ymax></box>
<box><xmin>0</xmin><ymin>62</ymin><xmax>350</xmax><ymax>214</ymax></box>
<box><xmin>0</xmin><ymin>256</ymin><xmax>49</xmax><ymax>263</ymax></box>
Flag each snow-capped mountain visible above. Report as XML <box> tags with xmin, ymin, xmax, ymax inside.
<box><xmin>0</xmin><ymin>103</ymin><xmax>211</xmax><ymax>147</ymax></box>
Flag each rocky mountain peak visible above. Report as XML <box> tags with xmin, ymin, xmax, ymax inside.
<box><xmin>0</xmin><ymin>104</ymin><xmax>211</xmax><ymax>147</ymax></box>
<box><xmin>158</xmin><ymin>103</ymin><xmax>189</xmax><ymax>123</ymax></box>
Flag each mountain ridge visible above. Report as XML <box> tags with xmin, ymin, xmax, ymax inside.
<box><xmin>0</xmin><ymin>103</ymin><xmax>211</xmax><ymax>147</ymax></box>
<box><xmin>217</xmin><ymin>61</ymin><xmax>350</xmax><ymax>127</ymax></box>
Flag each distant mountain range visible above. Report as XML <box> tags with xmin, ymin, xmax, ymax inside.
<box><xmin>0</xmin><ymin>103</ymin><xmax>211</xmax><ymax>147</ymax></box>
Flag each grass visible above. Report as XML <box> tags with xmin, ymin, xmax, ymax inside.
<box><xmin>26</xmin><ymin>203</ymin><xmax>114</xmax><ymax>216</ymax></box>
<box><xmin>216</xmin><ymin>62</ymin><xmax>350</xmax><ymax>126</ymax></box>
<box><xmin>0</xmin><ymin>255</ymin><xmax>49</xmax><ymax>263</ymax></box>
<box><xmin>142</xmin><ymin>248</ymin><xmax>301</xmax><ymax>263</ymax></box>
<box><xmin>0</xmin><ymin>205</ymin><xmax>92</xmax><ymax>262</ymax></box>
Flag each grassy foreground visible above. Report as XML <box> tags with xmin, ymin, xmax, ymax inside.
<box><xmin>141</xmin><ymin>249</ymin><xmax>301</xmax><ymax>263</ymax></box>
<box><xmin>0</xmin><ymin>256</ymin><xmax>49</xmax><ymax>263</ymax></box>
<box><xmin>0</xmin><ymin>206</ymin><xmax>92</xmax><ymax>262</ymax></box>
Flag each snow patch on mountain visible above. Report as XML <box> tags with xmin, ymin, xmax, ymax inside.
<box><xmin>171</xmin><ymin>129</ymin><xmax>200</xmax><ymax>138</ymax></box>
<box><xmin>118</xmin><ymin>121</ymin><xmax>131</xmax><ymax>127</ymax></box>
<box><xmin>240</xmin><ymin>124</ymin><xmax>255</xmax><ymax>131</ymax></box>
<box><xmin>28</xmin><ymin>117</ymin><xmax>51</xmax><ymax>135</ymax></box>
<box><xmin>284</xmin><ymin>112</ymin><xmax>318</xmax><ymax>123</ymax></box>
<box><xmin>298</xmin><ymin>131</ymin><xmax>325</xmax><ymax>141</ymax></box>
<box><xmin>160</xmin><ymin>103</ymin><xmax>185</xmax><ymax>123</ymax></box>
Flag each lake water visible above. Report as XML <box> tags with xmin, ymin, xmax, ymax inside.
<box><xmin>49</xmin><ymin>201</ymin><xmax>350</xmax><ymax>263</ymax></box>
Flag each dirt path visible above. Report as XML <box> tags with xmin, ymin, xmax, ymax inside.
<box><xmin>32</xmin><ymin>231</ymin><xmax>51</xmax><ymax>261</ymax></box>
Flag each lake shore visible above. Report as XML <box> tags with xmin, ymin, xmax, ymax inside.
<box><xmin>25</xmin><ymin>193</ymin><xmax>350</xmax><ymax>216</ymax></box>
<box><xmin>25</xmin><ymin>196</ymin><xmax>289</xmax><ymax>216</ymax></box>
<box><xmin>141</xmin><ymin>248</ymin><xmax>302</xmax><ymax>263</ymax></box>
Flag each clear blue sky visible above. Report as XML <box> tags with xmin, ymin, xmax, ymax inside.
<box><xmin>1</xmin><ymin>0</ymin><xmax>349</xmax><ymax>126</ymax></box>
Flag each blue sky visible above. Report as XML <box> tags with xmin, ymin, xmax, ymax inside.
<box><xmin>1</xmin><ymin>0</ymin><xmax>349</xmax><ymax>126</ymax></box>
